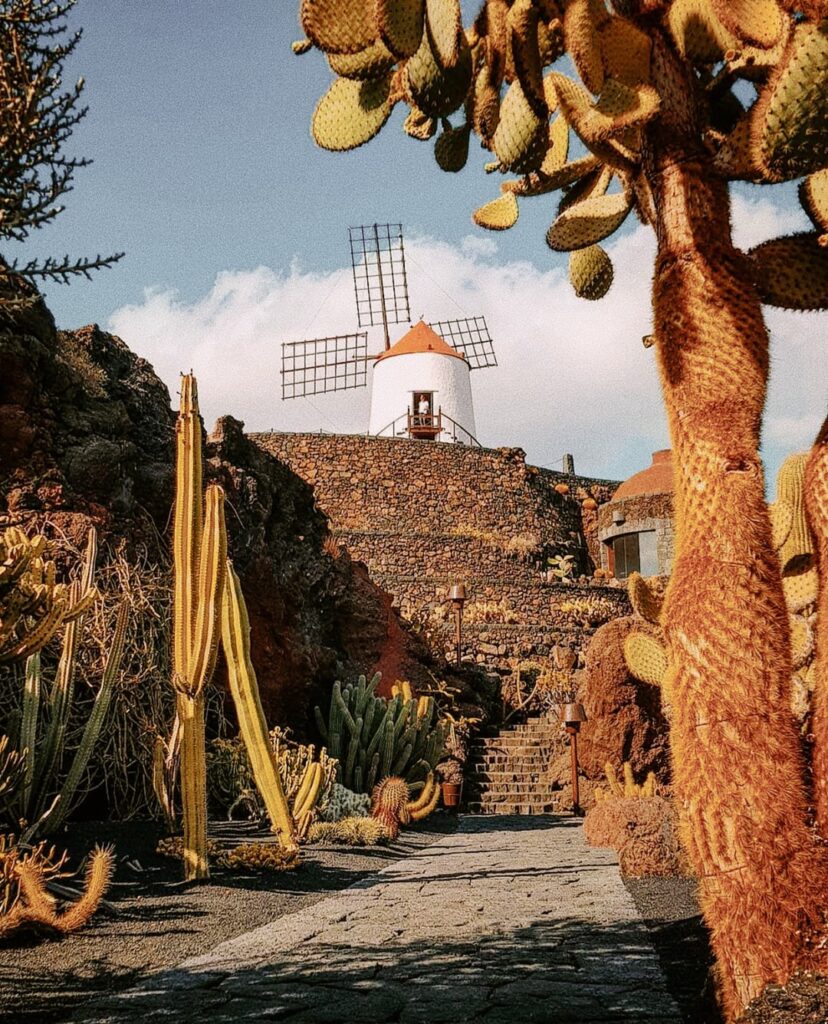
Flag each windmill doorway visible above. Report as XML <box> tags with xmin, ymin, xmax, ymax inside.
<box><xmin>409</xmin><ymin>391</ymin><xmax>441</xmax><ymax>440</ymax></box>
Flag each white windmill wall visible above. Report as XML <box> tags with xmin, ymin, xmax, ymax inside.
<box><xmin>369</xmin><ymin>352</ymin><xmax>476</xmax><ymax>442</ymax></box>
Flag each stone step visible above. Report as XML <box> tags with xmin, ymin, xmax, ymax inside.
<box><xmin>474</xmin><ymin>754</ymin><xmax>552</xmax><ymax>765</ymax></box>
<box><xmin>468</xmin><ymin>772</ymin><xmax>551</xmax><ymax>785</ymax></box>
<box><xmin>470</xmin><ymin>785</ymin><xmax>556</xmax><ymax>797</ymax></box>
<box><xmin>466</xmin><ymin>801</ymin><xmax>562</xmax><ymax>815</ymax></box>
<box><xmin>472</xmin><ymin>737</ymin><xmax>552</xmax><ymax>749</ymax></box>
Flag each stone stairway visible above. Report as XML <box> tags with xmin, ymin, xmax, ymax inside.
<box><xmin>466</xmin><ymin>713</ymin><xmax>569</xmax><ymax>815</ymax></box>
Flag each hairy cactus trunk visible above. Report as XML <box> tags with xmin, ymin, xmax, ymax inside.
<box><xmin>806</xmin><ymin>416</ymin><xmax>828</xmax><ymax>832</ymax></box>
<box><xmin>644</xmin><ymin>31</ymin><xmax>827</xmax><ymax>1020</ymax></box>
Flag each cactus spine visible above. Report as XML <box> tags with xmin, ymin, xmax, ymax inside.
<box><xmin>172</xmin><ymin>375</ymin><xmax>227</xmax><ymax>881</ymax></box>
<box><xmin>221</xmin><ymin>561</ymin><xmax>296</xmax><ymax>852</ymax></box>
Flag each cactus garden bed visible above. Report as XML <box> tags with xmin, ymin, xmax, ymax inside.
<box><xmin>0</xmin><ymin>815</ymin><xmax>457</xmax><ymax>1024</ymax></box>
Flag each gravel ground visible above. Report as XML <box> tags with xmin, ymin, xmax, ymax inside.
<box><xmin>0</xmin><ymin>815</ymin><xmax>458</xmax><ymax>1024</ymax></box>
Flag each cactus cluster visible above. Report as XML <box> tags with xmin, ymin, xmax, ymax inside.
<box><xmin>318</xmin><ymin>782</ymin><xmax>372</xmax><ymax>822</ymax></box>
<box><xmin>0</xmin><ymin>835</ymin><xmax>113</xmax><ymax>938</ymax></box>
<box><xmin>0</xmin><ymin>527</ymin><xmax>99</xmax><ymax>664</ymax></box>
<box><xmin>370</xmin><ymin>772</ymin><xmax>440</xmax><ymax>840</ymax></box>
<box><xmin>315</xmin><ymin>673</ymin><xmax>446</xmax><ymax>794</ymax></box>
<box><xmin>594</xmin><ymin>760</ymin><xmax>657</xmax><ymax>802</ymax></box>
<box><xmin>307</xmin><ymin>816</ymin><xmax>388</xmax><ymax>846</ymax></box>
<box><xmin>1</xmin><ymin>531</ymin><xmax>128</xmax><ymax>842</ymax></box>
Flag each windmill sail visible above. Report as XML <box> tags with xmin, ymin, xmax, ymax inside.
<box><xmin>349</xmin><ymin>223</ymin><xmax>411</xmax><ymax>345</ymax></box>
<box><xmin>281</xmin><ymin>332</ymin><xmax>369</xmax><ymax>399</ymax></box>
<box><xmin>428</xmin><ymin>316</ymin><xmax>497</xmax><ymax>370</ymax></box>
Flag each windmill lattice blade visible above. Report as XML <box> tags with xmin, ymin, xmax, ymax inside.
<box><xmin>349</xmin><ymin>223</ymin><xmax>411</xmax><ymax>329</ymax></box>
<box><xmin>281</xmin><ymin>333</ymin><xmax>369</xmax><ymax>399</ymax></box>
<box><xmin>428</xmin><ymin>317</ymin><xmax>498</xmax><ymax>370</ymax></box>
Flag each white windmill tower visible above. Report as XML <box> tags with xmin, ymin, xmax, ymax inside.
<box><xmin>281</xmin><ymin>224</ymin><xmax>497</xmax><ymax>445</ymax></box>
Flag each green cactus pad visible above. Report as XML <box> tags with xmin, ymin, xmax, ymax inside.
<box><xmin>538</xmin><ymin>15</ymin><xmax>565</xmax><ymax>67</ymax></box>
<box><xmin>492</xmin><ymin>78</ymin><xmax>548</xmax><ymax>173</ymax></box>
<box><xmin>403</xmin><ymin>105</ymin><xmax>437</xmax><ymax>140</ymax></box>
<box><xmin>551</xmin><ymin>72</ymin><xmax>659</xmax><ymax>147</ymax></box>
<box><xmin>800</xmin><ymin>169</ymin><xmax>828</xmax><ymax>236</ymax></box>
<box><xmin>747</xmin><ymin>232</ymin><xmax>828</xmax><ymax>311</ymax></box>
<box><xmin>540</xmin><ymin>113</ymin><xmax>570</xmax><ymax>174</ymax></box>
<box><xmin>378</xmin><ymin>0</ymin><xmax>426</xmax><ymax>59</ymax></box>
<box><xmin>503</xmin><ymin>153</ymin><xmax>602</xmax><ymax>198</ymax></box>
<box><xmin>627</xmin><ymin>572</ymin><xmax>664</xmax><ymax>625</ymax></box>
<box><xmin>312</xmin><ymin>75</ymin><xmax>395</xmax><ymax>152</ymax></box>
<box><xmin>473</xmin><ymin>66</ymin><xmax>501</xmax><ymax>143</ymax></box>
<box><xmin>666</xmin><ymin>0</ymin><xmax>736</xmax><ymax>63</ymax></box>
<box><xmin>599</xmin><ymin>15</ymin><xmax>651</xmax><ymax>87</ymax></box>
<box><xmin>750</xmin><ymin>21</ymin><xmax>828</xmax><ymax>182</ymax></box>
<box><xmin>557</xmin><ymin>164</ymin><xmax>612</xmax><ymax>215</ymax></box>
<box><xmin>709</xmin><ymin>0</ymin><xmax>784</xmax><ymax>49</ymax></box>
<box><xmin>545</xmin><ymin>189</ymin><xmax>631</xmax><ymax>252</ymax></box>
<box><xmin>768</xmin><ymin>500</ymin><xmax>794</xmax><ymax>553</ymax></box>
<box><xmin>472</xmin><ymin>192</ymin><xmax>519</xmax><ymax>231</ymax></box>
<box><xmin>328</xmin><ymin>39</ymin><xmax>397</xmax><ymax>81</ymax></box>
<box><xmin>568</xmin><ymin>244</ymin><xmax>613</xmax><ymax>300</ymax></box>
<box><xmin>405</xmin><ymin>27</ymin><xmax>472</xmax><ymax>118</ymax></box>
<box><xmin>623</xmin><ymin>632</ymin><xmax>668</xmax><ymax>688</ymax></box>
<box><xmin>508</xmin><ymin>0</ymin><xmax>546</xmax><ymax>118</ymax></box>
<box><xmin>790</xmin><ymin>614</ymin><xmax>814</xmax><ymax>671</ymax></box>
<box><xmin>425</xmin><ymin>0</ymin><xmax>462</xmax><ymax>68</ymax></box>
<box><xmin>300</xmin><ymin>0</ymin><xmax>376</xmax><ymax>55</ymax></box>
<box><xmin>434</xmin><ymin>122</ymin><xmax>471</xmax><ymax>171</ymax></box>
<box><xmin>563</xmin><ymin>0</ymin><xmax>604</xmax><ymax>94</ymax></box>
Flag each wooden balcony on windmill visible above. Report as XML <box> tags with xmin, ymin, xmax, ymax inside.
<box><xmin>407</xmin><ymin>409</ymin><xmax>443</xmax><ymax>440</ymax></box>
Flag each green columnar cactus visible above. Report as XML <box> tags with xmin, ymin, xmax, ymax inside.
<box><xmin>172</xmin><ymin>375</ymin><xmax>227</xmax><ymax>881</ymax></box>
<box><xmin>315</xmin><ymin>674</ymin><xmax>445</xmax><ymax>794</ymax></box>
<box><xmin>221</xmin><ymin>561</ymin><xmax>296</xmax><ymax>853</ymax></box>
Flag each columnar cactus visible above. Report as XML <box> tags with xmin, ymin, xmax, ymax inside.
<box><xmin>315</xmin><ymin>674</ymin><xmax>445</xmax><ymax>793</ymax></box>
<box><xmin>221</xmin><ymin>562</ymin><xmax>296</xmax><ymax>852</ymax></box>
<box><xmin>172</xmin><ymin>375</ymin><xmax>227</xmax><ymax>881</ymax></box>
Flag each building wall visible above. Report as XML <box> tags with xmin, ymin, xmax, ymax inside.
<box><xmin>596</xmin><ymin>492</ymin><xmax>675</xmax><ymax>577</ymax></box>
<box><xmin>368</xmin><ymin>351</ymin><xmax>476</xmax><ymax>441</ymax></box>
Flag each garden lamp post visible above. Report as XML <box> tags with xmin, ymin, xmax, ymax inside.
<box><xmin>562</xmin><ymin>702</ymin><xmax>588</xmax><ymax>816</ymax></box>
<box><xmin>449</xmin><ymin>584</ymin><xmax>466</xmax><ymax>668</ymax></box>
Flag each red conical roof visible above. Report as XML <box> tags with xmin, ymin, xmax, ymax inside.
<box><xmin>374</xmin><ymin>320</ymin><xmax>467</xmax><ymax>363</ymax></box>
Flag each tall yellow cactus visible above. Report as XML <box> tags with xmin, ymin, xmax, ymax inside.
<box><xmin>292</xmin><ymin>2</ymin><xmax>828</xmax><ymax>1016</ymax></box>
<box><xmin>172</xmin><ymin>375</ymin><xmax>227</xmax><ymax>881</ymax></box>
<box><xmin>221</xmin><ymin>562</ymin><xmax>296</xmax><ymax>852</ymax></box>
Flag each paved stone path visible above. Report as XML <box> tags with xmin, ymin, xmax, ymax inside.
<box><xmin>82</xmin><ymin>816</ymin><xmax>680</xmax><ymax>1023</ymax></box>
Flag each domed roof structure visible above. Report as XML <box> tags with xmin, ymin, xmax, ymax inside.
<box><xmin>374</xmin><ymin>320</ymin><xmax>467</xmax><ymax>363</ymax></box>
<box><xmin>613</xmin><ymin>450</ymin><xmax>674</xmax><ymax>500</ymax></box>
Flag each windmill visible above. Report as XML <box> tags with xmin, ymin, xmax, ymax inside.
<box><xmin>281</xmin><ymin>223</ymin><xmax>497</xmax><ymax>445</ymax></box>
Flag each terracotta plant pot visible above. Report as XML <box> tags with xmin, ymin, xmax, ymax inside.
<box><xmin>441</xmin><ymin>782</ymin><xmax>463</xmax><ymax>809</ymax></box>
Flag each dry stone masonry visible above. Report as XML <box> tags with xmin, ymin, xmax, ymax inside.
<box><xmin>253</xmin><ymin>433</ymin><xmax>626</xmax><ymax>676</ymax></box>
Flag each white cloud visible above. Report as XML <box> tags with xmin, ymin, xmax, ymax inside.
<box><xmin>109</xmin><ymin>194</ymin><xmax>825</xmax><ymax>485</ymax></box>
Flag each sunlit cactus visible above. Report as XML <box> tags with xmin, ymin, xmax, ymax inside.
<box><xmin>293</xmin><ymin>1</ymin><xmax>828</xmax><ymax>1015</ymax></box>
<box><xmin>172</xmin><ymin>374</ymin><xmax>227</xmax><ymax>881</ymax></box>
<box><xmin>221</xmin><ymin>563</ymin><xmax>297</xmax><ymax>853</ymax></box>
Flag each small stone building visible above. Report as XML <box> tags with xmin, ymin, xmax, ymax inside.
<box><xmin>597</xmin><ymin>449</ymin><xmax>675</xmax><ymax>578</ymax></box>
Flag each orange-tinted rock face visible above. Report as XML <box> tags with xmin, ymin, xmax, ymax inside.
<box><xmin>577</xmin><ymin>617</ymin><xmax>671</xmax><ymax>784</ymax></box>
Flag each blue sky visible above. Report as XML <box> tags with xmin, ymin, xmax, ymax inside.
<box><xmin>8</xmin><ymin>1</ymin><xmax>825</xmax><ymax>485</ymax></box>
